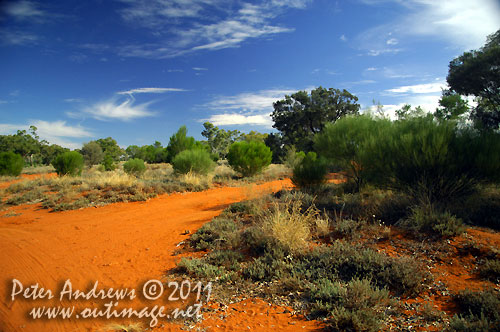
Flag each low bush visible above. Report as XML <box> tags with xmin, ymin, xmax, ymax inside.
<box><xmin>123</xmin><ymin>158</ymin><xmax>146</xmax><ymax>177</ymax></box>
<box><xmin>0</xmin><ymin>151</ymin><xmax>24</xmax><ymax>176</ymax></box>
<box><xmin>479</xmin><ymin>259</ymin><xmax>500</xmax><ymax>282</ymax></box>
<box><xmin>291</xmin><ymin>151</ymin><xmax>328</xmax><ymax>189</ymax></box>
<box><xmin>101</xmin><ymin>154</ymin><xmax>116</xmax><ymax>171</ymax></box>
<box><xmin>172</xmin><ymin>149</ymin><xmax>215</xmax><ymax>175</ymax></box>
<box><xmin>398</xmin><ymin>205</ymin><xmax>465</xmax><ymax>237</ymax></box>
<box><xmin>52</xmin><ymin>151</ymin><xmax>84</xmax><ymax>176</ymax></box>
<box><xmin>227</xmin><ymin>141</ymin><xmax>272</xmax><ymax>177</ymax></box>
<box><xmin>190</xmin><ymin>218</ymin><xmax>241</xmax><ymax>250</ymax></box>
<box><xmin>450</xmin><ymin>289</ymin><xmax>500</xmax><ymax>331</ymax></box>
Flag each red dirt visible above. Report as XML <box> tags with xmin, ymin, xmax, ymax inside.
<box><xmin>0</xmin><ymin>178</ymin><xmax>325</xmax><ymax>332</ymax></box>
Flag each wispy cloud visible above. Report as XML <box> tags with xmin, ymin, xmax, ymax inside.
<box><xmin>206</xmin><ymin>88</ymin><xmax>297</xmax><ymax>112</ymax></box>
<box><xmin>1</xmin><ymin>0</ymin><xmax>47</xmax><ymax>21</ymax></box>
<box><xmin>0</xmin><ymin>29</ymin><xmax>37</xmax><ymax>45</ymax></box>
<box><xmin>81</xmin><ymin>97</ymin><xmax>156</xmax><ymax>121</ymax></box>
<box><xmin>340</xmin><ymin>34</ymin><xmax>347</xmax><ymax>41</ymax></box>
<box><xmin>110</xmin><ymin>0</ymin><xmax>310</xmax><ymax>59</ymax></box>
<box><xmin>386</xmin><ymin>81</ymin><xmax>447</xmax><ymax>94</ymax></box>
<box><xmin>117</xmin><ymin>87</ymin><xmax>187</xmax><ymax>95</ymax></box>
<box><xmin>192</xmin><ymin>67</ymin><xmax>208</xmax><ymax>71</ymax></box>
<box><xmin>358</xmin><ymin>0</ymin><xmax>500</xmax><ymax>53</ymax></box>
<box><xmin>0</xmin><ymin>120</ymin><xmax>93</xmax><ymax>149</ymax></box>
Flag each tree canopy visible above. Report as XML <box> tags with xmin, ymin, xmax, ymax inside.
<box><xmin>447</xmin><ymin>29</ymin><xmax>500</xmax><ymax>129</ymax></box>
<box><xmin>271</xmin><ymin>86</ymin><xmax>360</xmax><ymax>151</ymax></box>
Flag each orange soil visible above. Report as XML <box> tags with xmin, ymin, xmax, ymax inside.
<box><xmin>0</xmin><ymin>178</ymin><xmax>324</xmax><ymax>332</ymax></box>
<box><xmin>375</xmin><ymin>226</ymin><xmax>500</xmax><ymax>317</ymax></box>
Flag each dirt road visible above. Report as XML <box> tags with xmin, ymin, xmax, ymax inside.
<box><xmin>0</xmin><ymin>179</ymin><xmax>323</xmax><ymax>332</ymax></box>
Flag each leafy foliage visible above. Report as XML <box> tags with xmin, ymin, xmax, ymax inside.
<box><xmin>365</xmin><ymin>115</ymin><xmax>500</xmax><ymax>205</ymax></box>
<box><xmin>227</xmin><ymin>141</ymin><xmax>272</xmax><ymax>177</ymax></box>
<box><xmin>95</xmin><ymin>137</ymin><xmax>125</xmax><ymax>161</ymax></box>
<box><xmin>0</xmin><ymin>151</ymin><xmax>24</xmax><ymax>176</ymax></box>
<box><xmin>271</xmin><ymin>86</ymin><xmax>360</xmax><ymax>152</ymax></box>
<box><xmin>315</xmin><ymin>115</ymin><xmax>389</xmax><ymax>192</ymax></box>
<box><xmin>123</xmin><ymin>158</ymin><xmax>146</xmax><ymax>177</ymax></box>
<box><xmin>172</xmin><ymin>149</ymin><xmax>215</xmax><ymax>175</ymax></box>
<box><xmin>201</xmin><ymin>122</ymin><xmax>241</xmax><ymax>159</ymax></box>
<box><xmin>447</xmin><ymin>29</ymin><xmax>500</xmax><ymax>129</ymax></box>
<box><xmin>81</xmin><ymin>141</ymin><xmax>104</xmax><ymax>166</ymax></box>
<box><xmin>126</xmin><ymin>141</ymin><xmax>168</xmax><ymax>163</ymax></box>
<box><xmin>291</xmin><ymin>151</ymin><xmax>328</xmax><ymax>189</ymax></box>
<box><xmin>101</xmin><ymin>154</ymin><xmax>116</xmax><ymax>171</ymax></box>
<box><xmin>167</xmin><ymin>125</ymin><xmax>198</xmax><ymax>162</ymax></box>
<box><xmin>52</xmin><ymin>151</ymin><xmax>84</xmax><ymax>177</ymax></box>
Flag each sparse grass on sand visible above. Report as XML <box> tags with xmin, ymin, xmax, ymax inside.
<box><xmin>0</xmin><ymin>162</ymin><xmax>290</xmax><ymax>211</ymax></box>
<box><xmin>174</xmin><ymin>182</ymin><xmax>500</xmax><ymax>331</ymax></box>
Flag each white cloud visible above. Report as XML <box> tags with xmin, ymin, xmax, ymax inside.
<box><xmin>192</xmin><ymin>67</ymin><xmax>208</xmax><ymax>71</ymax></box>
<box><xmin>117</xmin><ymin>87</ymin><xmax>186</xmax><ymax>95</ymax></box>
<box><xmin>207</xmin><ymin>113</ymin><xmax>273</xmax><ymax>127</ymax></box>
<box><xmin>358</xmin><ymin>0</ymin><xmax>500</xmax><ymax>52</ymax></box>
<box><xmin>206</xmin><ymin>88</ymin><xmax>297</xmax><ymax>112</ymax></box>
<box><xmin>386</xmin><ymin>81</ymin><xmax>447</xmax><ymax>94</ymax></box>
<box><xmin>340</xmin><ymin>34</ymin><xmax>347</xmax><ymax>41</ymax></box>
<box><xmin>113</xmin><ymin>0</ymin><xmax>309</xmax><ymax>59</ymax></box>
<box><xmin>0</xmin><ymin>120</ymin><xmax>93</xmax><ymax>149</ymax></box>
<box><xmin>82</xmin><ymin>97</ymin><xmax>155</xmax><ymax>121</ymax></box>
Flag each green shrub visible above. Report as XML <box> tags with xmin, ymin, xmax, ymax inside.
<box><xmin>0</xmin><ymin>151</ymin><xmax>24</xmax><ymax>176</ymax></box>
<box><xmin>101</xmin><ymin>154</ymin><xmax>116</xmax><ymax>171</ymax></box>
<box><xmin>172</xmin><ymin>149</ymin><xmax>215</xmax><ymax>175</ymax></box>
<box><xmin>451</xmin><ymin>289</ymin><xmax>500</xmax><ymax>331</ymax></box>
<box><xmin>123</xmin><ymin>158</ymin><xmax>146</xmax><ymax>176</ymax></box>
<box><xmin>227</xmin><ymin>141</ymin><xmax>272</xmax><ymax>177</ymax></box>
<box><xmin>365</xmin><ymin>116</ymin><xmax>500</xmax><ymax>206</ymax></box>
<box><xmin>52</xmin><ymin>151</ymin><xmax>84</xmax><ymax>176</ymax></box>
<box><xmin>190</xmin><ymin>218</ymin><xmax>241</xmax><ymax>250</ymax></box>
<box><xmin>315</xmin><ymin>115</ymin><xmax>390</xmax><ymax>192</ymax></box>
<box><xmin>399</xmin><ymin>205</ymin><xmax>465</xmax><ymax>237</ymax></box>
<box><xmin>291</xmin><ymin>151</ymin><xmax>328</xmax><ymax>189</ymax></box>
<box><xmin>166</xmin><ymin>125</ymin><xmax>197</xmax><ymax>161</ymax></box>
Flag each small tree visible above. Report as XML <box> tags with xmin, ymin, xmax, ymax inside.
<box><xmin>123</xmin><ymin>158</ymin><xmax>146</xmax><ymax>177</ymax></box>
<box><xmin>0</xmin><ymin>151</ymin><xmax>24</xmax><ymax>176</ymax></box>
<box><xmin>167</xmin><ymin>126</ymin><xmax>197</xmax><ymax>161</ymax></box>
<box><xmin>81</xmin><ymin>141</ymin><xmax>104</xmax><ymax>166</ymax></box>
<box><xmin>52</xmin><ymin>151</ymin><xmax>84</xmax><ymax>176</ymax></box>
<box><xmin>227</xmin><ymin>141</ymin><xmax>272</xmax><ymax>177</ymax></box>
<box><xmin>172</xmin><ymin>149</ymin><xmax>215</xmax><ymax>175</ymax></box>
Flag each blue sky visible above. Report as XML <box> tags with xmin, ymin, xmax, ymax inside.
<box><xmin>1</xmin><ymin>0</ymin><xmax>499</xmax><ymax>149</ymax></box>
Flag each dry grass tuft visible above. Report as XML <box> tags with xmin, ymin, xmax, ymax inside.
<box><xmin>262</xmin><ymin>194</ymin><xmax>320</xmax><ymax>253</ymax></box>
<box><xmin>179</xmin><ymin>171</ymin><xmax>213</xmax><ymax>187</ymax></box>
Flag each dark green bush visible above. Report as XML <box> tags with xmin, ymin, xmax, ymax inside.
<box><xmin>0</xmin><ymin>151</ymin><xmax>24</xmax><ymax>176</ymax></box>
<box><xmin>52</xmin><ymin>151</ymin><xmax>84</xmax><ymax>176</ymax></box>
<box><xmin>227</xmin><ymin>141</ymin><xmax>272</xmax><ymax>177</ymax></box>
<box><xmin>479</xmin><ymin>259</ymin><xmax>500</xmax><ymax>282</ymax></box>
<box><xmin>172</xmin><ymin>149</ymin><xmax>215</xmax><ymax>175</ymax></box>
<box><xmin>123</xmin><ymin>158</ymin><xmax>146</xmax><ymax>176</ymax></box>
<box><xmin>291</xmin><ymin>151</ymin><xmax>328</xmax><ymax>189</ymax></box>
<box><xmin>450</xmin><ymin>289</ymin><xmax>500</xmax><ymax>331</ymax></box>
<box><xmin>101</xmin><ymin>154</ymin><xmax>116</xmax><ymax>171</ymax></box>
<box><xmin>365</xmin><ymin>115</ymin><xmax>500</xmax><ymax>206</ymax></box>
<box><xmin>315</xmin><ymin>115</ymin><xmax>391</xmax><ymax>192</ymax></box>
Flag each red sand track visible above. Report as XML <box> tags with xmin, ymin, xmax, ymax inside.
<box><xmin>0</xmin><ymin>179</ymin><xmax>324</xmax><ymax>332</ymax></box>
